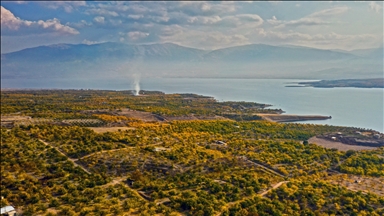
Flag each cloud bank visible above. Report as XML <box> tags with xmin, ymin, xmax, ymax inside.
<box><xmin>1</xmin><ymin>6</ymin><xmax>79</xmax><ymax>36</ymax></box>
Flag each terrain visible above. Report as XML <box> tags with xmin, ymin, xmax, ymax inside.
<box><xmin>1</xmin><ymin>43</ymin><xmax>382</xmax><ymax>80</ymax></box>
<box><xmin>287</xmin><ymin>78</ymin><xmax>384</xmax><ymax>88</ymax></box>
<box><xmin>1</xmin><ymin>89</ymin><xmax>384</xmax><ymax>216</ymax></box>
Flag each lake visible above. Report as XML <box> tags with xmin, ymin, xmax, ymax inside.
<box><xmin>2</xmin><ymin>78</ymin><xmax>383</xmax><ymax>132</ymax></box>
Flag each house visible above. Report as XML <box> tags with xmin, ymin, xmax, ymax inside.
<box><xmin>1</xmin><ymin>206</ymin><xmax>17</xmax><ymax>216</ymax></box>
<box><xmin>331</xmin><ymin>137</ymin><xmax>337</xmax><ymax>141</ymax></box>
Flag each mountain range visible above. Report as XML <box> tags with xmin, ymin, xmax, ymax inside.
<box><xmin>1</xmin><ymin>42</ymin><xmax>383</xmax><ymax>79</ymax></box>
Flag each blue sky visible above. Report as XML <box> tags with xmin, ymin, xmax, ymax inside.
<box><xmin>1</xmin><ymin>1</ymin><xmax>383</xmax><ymax>53</ymax></box>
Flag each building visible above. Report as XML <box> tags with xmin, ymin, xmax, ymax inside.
<box><xmin>216</xmin><ymin>141</ymin><xmax>227</xmax><ymax>145</ymax></box>
<box><xmin>154</xmin><ymin>147</ymin><xmax>168</xmax><ymax>152</ymax></box>
<box><xmin>1</xmin><ymin>206</ymin><xmax>17</xmax><ymax>216</ymax></box>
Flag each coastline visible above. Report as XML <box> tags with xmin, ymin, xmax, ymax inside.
<box><xmin>257</xmin><ymin>114</ymin><xmax>332</xmax><ymax>123</ymax></box>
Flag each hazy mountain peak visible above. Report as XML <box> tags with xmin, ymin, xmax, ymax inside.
<box><xmin>1</xmin><ymin>42</ymin><xmax>381</xmax><ymax>80</ymax></box>
<box><xmin>46</xmin><ymin>43</ymin><xmax>72</xmax><ymax>49</ymax></box>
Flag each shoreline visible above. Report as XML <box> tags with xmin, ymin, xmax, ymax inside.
<box><xmin>257</xmin><ymin>114</ymin><xmax>331</xmax><ymax>123</ymax></box>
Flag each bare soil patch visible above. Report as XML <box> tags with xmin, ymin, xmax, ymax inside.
<box><xmin>1</xmin><ymin>115</ymin><xmax>32</xmax><ymax>127</ymax></box>
<box><xmin>308</xmin><ymin>137</ymin><xmax>377</xmax><ymax>151</ymax></box>
<box><xmin>165</xmin><ymin>115</ymin><xmax>228</xmax><ymax>121</ymax></box>
<box><xmin>324</xmin><ymin>174</ymin><xmax>384</xmax><ymax>196</ymax></box>
<box><xmin>1</xmin><ymin>115</ymin><xmax>32</xmax><ymax>121</ymax></box>
<box><xmin>88</xmin><ymin>127</ymin><xmax>136</xmax><ymax>133</ymax></box>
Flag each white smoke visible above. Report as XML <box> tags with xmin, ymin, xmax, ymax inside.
<box><xmin>133</xmin><ymin>73</ymin><xmax>140</xmax><ymax>96</ymax></box>
<box><xmin>111</xmin><ymin>45</ymin><xmax>145</xmax><ymax>95</ymax></box>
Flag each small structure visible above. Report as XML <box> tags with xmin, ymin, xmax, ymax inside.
<box><xmin>355</xmin><ymin>131</ymin><xmax>362</xmax><ymax>135</ymax></box>
<box><xmin>216</xmin><ymin>141</ymin><xmax>227</xmax><ymax>145</ymax></box>
<box><xmin>0</xmin><ymin>206</ymin><xmax>17</xmax><ymax>216</ymax></box>
<box><xmin>373</xmin><ymin>134</ymin><xmax>381</xmax><ymax>139</ymax></box>
<box><xmin>154</xmin><ymin>147</ymin><xmax>168</xmax><ymax>152</ymax></box>
<box><xmin>354</xmin><ymin>180</ymin><xmax>362</xmax><ymax>184</ymax></box>
<box><xmin>126</xmin><ymin>179</ymin><xmax>135</xmax><ymax>186</ymax></box>
<box><xmin>331</xmin><ymin>137</ymin><xmax>337</xmax><ymax>141</ymax></box>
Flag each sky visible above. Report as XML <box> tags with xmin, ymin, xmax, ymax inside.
<box><xmin>1</xmin><ymin>1</ymin><xmax>383</xmax><ymax>53</ymax></box>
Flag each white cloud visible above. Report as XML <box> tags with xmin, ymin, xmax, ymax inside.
<box><xmin>369</xmin><ymin>1</ymin><xmax>382</xmax><ymax>13</ymax></box>
<box><xmin>279</xmin><ymin>18</ymin><xmax>330</xmax><ymax>28</ymax></box>
<box><xmin>174</xmin><ymin>2</ymin><xmax>236</xmax><ymax>16</ymax></box>
<box><xmin>235</xmin><ymin>14</ymin><xmax>263</xmax><ymax>23</ymax></box>
<box><xmin>256</xmin><ymin>28</ymin><xmax>377</xmax><ymax>49</ymax></box>
<box><xmin>159</xmin><ymin>25</ymin><xmax>250</xmax><ymax>50</ymax></box>
<box><xmin>69</xmin><ymin>20</ymin><xmax>92</xmax><ymax>28</ymax></box>
<box><xmin>308</xmin><ymin>6</ymin><xmax>349</xmax><ymax>18</ymax></box>
<box><xmin>268</xmin><ymin>16</ymin><xmax>329</xmax><ymax>28</ymax></box>
<box><xmin>82</xmin><ymin>39</ymin><xmax>104</xmax><ymax>45</ymax></box>
<box><xmin>86</xmin><ymin>8</ymin><xmax>119</xmax><ymax>17</ymax></box>
<box><xmin>128</xmin><ymin>14</ymin><xmax>144</xmax><ymax>20</ymax></box>
<box><xmin>126</xmin><ymin>31</ymin><xmax>150</xmax><ymax>41</ymax></box>
<box><xmin>187</xmin><ymin>15</ymin><xmax>223</xmax><ymax>25</ymax></box>
<box><xmin>93</xmin><ymin>16</ymin><xmax>105</xmax><ymax>24</ymax></box>
<box><xmin>267</xmin><ymin>16</ymin><xmax>281</xmax><ymax>25</ymax></box>
<box><xmin>268</xmin><ymin>6</ymin><xmax>347</xmax><ymax>28</ymax></box>
<box><xmin>186</xmin><ymin>14</ymin><xmax>263</xmax><ymax>28</ymax></box>
<box><xmin>1</xmin><ymin>6</ymin><xmax>79</xmax><ymax>35</ymax></box>
<box><xmin>38</xmin><ymin>1</ymin><xmax>86</xmax><ymax>13</ymax></box>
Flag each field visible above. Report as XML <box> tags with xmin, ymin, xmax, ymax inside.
<box><xmin>309</xmin><ymin>137</ymin><xmax>378</xmax><ymax>151</ymax></box>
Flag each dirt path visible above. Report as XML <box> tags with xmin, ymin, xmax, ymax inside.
<box><xmin>259</xmin><ymin>181</ymin><xmax>289</xmax><ymax>197</ymax></box>
<box><xmin>100</xmin><ymin>177</ymin><xmax>126</xmax><ymax>188</ymax></box>
<box><xmin>38</xmin><ymin>139</ymin><xmax>91</xmax><ymax>174</ymax></box>
<box><xmin>39</xmin><ymin>139</ymin><xmax>152</xmax><ymax>205</ymax></box>
<box><xmin>308</xmin><ymin>137</ymin><xmax>377</xmax><ymax>151</ymax></box>
<box><xmin>215</xmin><ymin>181</ymin><xmax>289</xmax><ymax>216</ymax></box>
<box><xmin>79</xmin><ymin>147</ymin><xmax>135</xmax><ymax>160</ymax></box>
<box><xmin>242</xmin><ymin>157</ymin><xmax>285</xmax><ymax>178</ymax></box>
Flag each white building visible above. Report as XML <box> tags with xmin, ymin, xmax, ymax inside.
<box><xmin>0</xmin><ymin>206</ymin><xmax>17</xmax><ymax>216</ymax></box>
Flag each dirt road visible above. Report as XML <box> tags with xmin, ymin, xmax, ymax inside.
<box><xmin>259</xmin><ymin>181</ymin><xmax>289</xmax><ymax>196</ymax></box>
<box><xmin>38</xmin><ymin>139</ymin><xmax>91</xmax><ymax>174</ymax></box>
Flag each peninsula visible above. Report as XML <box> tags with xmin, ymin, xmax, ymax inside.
<box><xmin>286</xmin><ymin>78</ymin><xmax>384</xmax><ymax>88</ymax></box>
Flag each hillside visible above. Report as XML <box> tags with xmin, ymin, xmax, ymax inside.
<box><xmin>1</xmin><ymin>89</ymin><xmax>383</xmax><ymax>215</ymax></box>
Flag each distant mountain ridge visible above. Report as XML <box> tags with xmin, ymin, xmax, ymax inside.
<box><xmin>1</xmin><ymin>42</ymin><xmax>383</xmax><ymax>79</ymax></box>
<box><xmin>1</xmin><ymin>42</ymin><xmax>206</xmax><ymax>62</ymax></box>
<box><xmin>203</xmin><ymin>43</ymin><xmax>357</xmax><ymax>62</ymax></box>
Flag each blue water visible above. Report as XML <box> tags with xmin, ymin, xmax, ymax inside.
<box><xmin>2</xmin><ymin>78</ymin><xmax>383</xmax><ymax>132</ymax></box>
